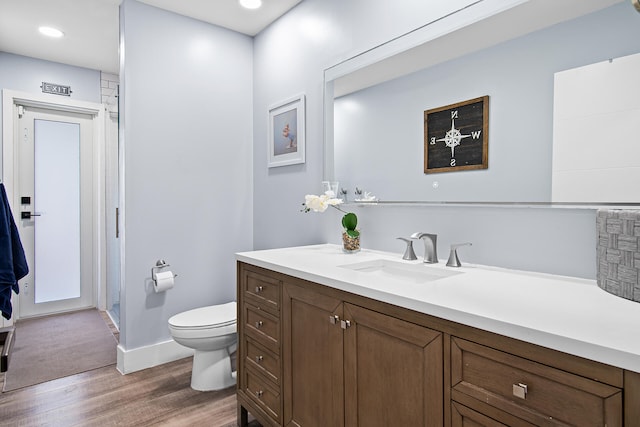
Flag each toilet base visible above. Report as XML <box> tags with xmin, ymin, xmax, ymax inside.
<box><xmin>190</xmin><ymin>347</ymin><xmax>236</xmax><ymax>391</ymax></box>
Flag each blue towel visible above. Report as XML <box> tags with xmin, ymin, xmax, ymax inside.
<box><xmin>0</xmin><ymin>183</ymin><xmax>28</xmax><ymax>320</ymax></box>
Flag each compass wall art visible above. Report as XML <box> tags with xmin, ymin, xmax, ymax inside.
<box><xmin>424</xmin><ymin>96</ymin><xmax>489</xmax><ymax>174</ymax></box>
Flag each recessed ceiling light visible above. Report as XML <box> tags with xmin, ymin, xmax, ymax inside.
<box><xmin>239</xmin><ymin>0</ymin><xmax>262</xmax><ymax>10</ymax></box>
<box><xmin>39</xmin><ymin>26</ymin><xmax>64</xmax><ymax>38</ymax></box>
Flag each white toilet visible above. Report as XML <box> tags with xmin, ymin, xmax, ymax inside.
<box><xmin>168</xmin><ymin>301</ymin><xmax>237</xmax><ymax>391</ymax></box>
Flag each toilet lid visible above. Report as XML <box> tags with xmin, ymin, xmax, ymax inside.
<box><xmin>169</xmin><ymin>301</ymin><xmax>236</xmax><ymax>329</ymax></box>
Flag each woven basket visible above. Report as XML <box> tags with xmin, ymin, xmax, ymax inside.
<box><xmin>596</xmin><ymin>209</ymin><xmax>640</xmax><ymax>303</ymax></box>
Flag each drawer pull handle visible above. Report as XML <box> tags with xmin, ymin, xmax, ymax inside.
<box><xmin>255</xmin><ymin>390</ymin><xmax>264</xmax><ymax>398</ymax></box>
<box><xmin>256</xmin><ymin>355</ymin><xmax>264</xmax><ymax>363</ymax></box>
<box><xmin>255</xmin><ymin>285</ymin><xmax>263</xmax><ymax>293</ymax></box>
<box><xmin>255</xmin><ymin>320</ymin><xmax>264</xmax><ymax>328</ymax></box>
<box><xmin>513</xmin><ymin>383</ymin><xmax>528</xmax><ymax>400</ymax></box>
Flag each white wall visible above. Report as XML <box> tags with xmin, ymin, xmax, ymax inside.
<box><xmin>119</xmin><ymin>0</ymin><xmax>253</xmax><ymax>352</ymax></box>
<box><xmin>252</xmin><ymin>0</ymin><xmax>473</xmax><ymax>251</ymax></box>
<box><xmin>0</xmin><ymin>52</ymin><xmax>101</xmax><ymax>174</ymax></box>
<box><xmin>253</xmin><ymin>1</ymin><xmax>639</xmax><ymax>279</ymax></box>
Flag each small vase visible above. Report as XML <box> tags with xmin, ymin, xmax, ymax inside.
<box><xmin>342</xmin><ymin>231</ymin><xmax>360</xmax><ymax>253</ymax></box>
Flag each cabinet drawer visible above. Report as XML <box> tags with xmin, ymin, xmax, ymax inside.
<box><xmin>451</xmin><ymin>401</ymin><xmax>535</xmax><ymax>427</ymax></box>
<box><xmin>244</xmin><ymin>304</ymin><xmax>280</xmax><ymax>354</ymax></box>
<box><xmin>244</xmin><ymin>271</ymin><xmax>280</xmax><ymax>313</ymax></box>
<box><xmin>245</xmin><ymin>370</ymin><xmax>281</xmax><ymax>423</ymax></box>
<box><xmin>451</xmin><ymin>337</ymin><xmax>622</xmax><ymax>426</ymax></box>
<box><xmin>245</xmin><ymin>336</ymin><xmax>280</xmax><ymax>385</ymax></box>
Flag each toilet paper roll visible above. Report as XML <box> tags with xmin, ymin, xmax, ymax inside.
<box><xmin>154</xmin><ymin>271</ymin><xmax>175</xmax><ymax>293</ymax></box>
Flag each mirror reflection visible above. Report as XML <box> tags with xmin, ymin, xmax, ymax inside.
<box><xmin>326</xmin><ymin>1</ymin><xmax>640</xmax><ymax>204</ymax></box>
<box><xmin>552</xmin><ymin>52</ymin><xmax>640</xmax><ymax>203</ymax></box>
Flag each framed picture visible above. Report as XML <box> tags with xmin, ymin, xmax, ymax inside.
<box><xmin>424</xmin><ymin>95</ymin><xmax>489</xmax><ymax>174</ymax></box>
<box><xmin>268</xmin><ymin>94</ymin><xmax>305</xmax><ymax>168</ymax></box>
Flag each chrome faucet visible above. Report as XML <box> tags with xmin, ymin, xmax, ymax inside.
<box><xmin>411</xmin><ymin>232</ymin><xmax>438</xmax><ymax>263</ymax></box>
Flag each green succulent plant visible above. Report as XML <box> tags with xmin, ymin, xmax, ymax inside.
<box><xmin>341</xmin><ymin>212</ymin><xmax>359</xmax><ymax>238</ymax></box>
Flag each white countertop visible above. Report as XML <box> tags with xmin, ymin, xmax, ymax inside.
<box><xmin>237</xmin><ymin>244</ymin><xmax>640</xmax><ymax>372</ymax></box>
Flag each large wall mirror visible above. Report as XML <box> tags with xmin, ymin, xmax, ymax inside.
<box><xmin>324</xmin><ymin>0</ymin><xmax>640</xmax><ymax>205</ymax></box>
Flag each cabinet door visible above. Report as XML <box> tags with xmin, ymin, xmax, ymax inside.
<box><xmin>343</xmin><ymin>303</ymin><xmax>443</xmax><ymax>427</ymax></box>
<box><xmin>283</xmin><ymin>283</ymin><xmax>344</xmax><ymax>427</ymax></box>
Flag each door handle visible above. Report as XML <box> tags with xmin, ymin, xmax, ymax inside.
<box><xmin>21</xmin><ymin>212</ymin><xmax>41</xmax><ymax>219</ymax></box>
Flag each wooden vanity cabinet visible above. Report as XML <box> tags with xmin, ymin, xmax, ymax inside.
<box><xmin>282</xmin><ymin>281</ymin><xmax>444</xmax><ymax>427</ymax></box>
<box><xmin>237</xmin><ymin>264</ymin><xmax>283</xmax><ymax>427</ymax></box>
<box><xmin>237</xmin><ymin>262</ymin><xmax>443</xmax><ymax>427</ymax></box>
<box><xmin>236</xmin><ymin>262</ymin><xmax>640</xmax><ymax>427</ymax></box>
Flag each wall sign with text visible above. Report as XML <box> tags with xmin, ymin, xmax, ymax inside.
<box><xmin>424</xmin><ymin>96</ymin><xmax>488</xmax><ymax>174</ymax></box>
<box><xmin>41</xmin><ymin>82</ymin><xmax>72</xmax><ymax>96</ymax></box>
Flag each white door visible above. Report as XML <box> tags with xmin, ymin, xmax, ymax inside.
<box><xmin>16</xmin><ymin>106</ymin><xmax>95</xmax><ymax>318</ymax></box>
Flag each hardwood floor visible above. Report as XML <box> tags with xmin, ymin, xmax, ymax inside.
<box><xmin>0</xmin><ymin>357</ymin><xmax>262</xmax><ymax>427</ymax></box>
<box><xmin>0</xmin><ymin>312</ymin><xmax>262</xmax><ymax>427</ymax></box>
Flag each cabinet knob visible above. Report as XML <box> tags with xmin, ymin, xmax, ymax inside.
<box><xmin>255</xmin><ymin>285</ymin><xmax>264</xmax><ymax>293</ymax></box>
<box><xmin>512</xmin><ymin>383</ymin><xmax>528</xmax><ymax>400</ymax></box>
<box><xmin>340</xmin><ymin>319</ymin><xmax>351</xmax><ymax>329</ymax></box>
<box><xmin>255</xmin><ymin>390</ymin><xmax>263</xmax><ymax>398</ymax></box>
<box><xmin>329</xmin><ymin>315</ymin><xmax>340</xmax><ymax>325</ymax></box>
<box><xmin>255</xmin><ymin>320</ymin><xmax>264</xmax><ymax>328</ymax></box>
<box><xmin>256</xmin><ymin>355</ymin><xmax>264</xmax><ymax>363</ymax></box>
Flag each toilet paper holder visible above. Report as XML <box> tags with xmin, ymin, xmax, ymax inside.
<box><xmin>151</xmin><ymin>259</ymin><xmax>177</xmax><ymax>281</ymax></box>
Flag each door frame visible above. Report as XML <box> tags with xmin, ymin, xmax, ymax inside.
<box><xmin>104</xmin><ymin>110</ymin><xmax>120</xmax><ymax>321</ymax></box>
<box><xmin>2</xmin><ymin>89</ymin><xmax>107</xmax><ymax>325</ymax></box>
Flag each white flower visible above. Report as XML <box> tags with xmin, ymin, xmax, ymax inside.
<box><xmin>304</xmin><ymin>194</ymin><xmax>343</xmax><ymax>213</ymax></box>
<box><xmin>301</xmin><ymin>193</ymin><xmax>358</xmax><ymax>239</ymax></box>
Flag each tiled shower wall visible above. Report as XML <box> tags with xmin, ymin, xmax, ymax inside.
<box><xmin>100</xmin><ymin>72</ymin><xmax>119</xmax><ymax>113</ymax></box>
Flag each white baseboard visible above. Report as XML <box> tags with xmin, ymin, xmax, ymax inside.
<box><xmin>116</xmin><ymin>339</ymin><xmax>193</xmax><ymax>374</ymax></box>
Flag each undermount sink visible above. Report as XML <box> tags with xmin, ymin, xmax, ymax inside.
<box><xmin>338</xmin><ymin>259</ymin><xmax>462</xmax><ymax>283</ymax></box>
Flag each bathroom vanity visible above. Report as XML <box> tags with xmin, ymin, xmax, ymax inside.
<box><xmin>236</xmin><ymin>245</ymin><xmax>640</xmax><ymax>426</ymax></box>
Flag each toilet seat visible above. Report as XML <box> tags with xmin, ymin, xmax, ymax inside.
<box><xmin>168</xmin><ymin>302</ymin><xmax>237</xmax><ymax>340</ymax></box>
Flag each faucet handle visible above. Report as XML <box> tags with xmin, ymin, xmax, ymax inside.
<box><xmin>397</xmin><ymin>237</ymin><xmax>418</xmax><ymax>261</ymax></box>
<box><xmin>446</xmin><ymin>242</ymin><xmax>472</xmax><ymax>267</ymax></box>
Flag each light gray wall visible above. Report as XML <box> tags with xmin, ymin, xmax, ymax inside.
<box><xmin>252</xmin><ymin>0</ymin><xmax>471</xmax><ymax>251</ymax></box>
<box><xmin>120</xmin><ymin>0</ymin><xmax>253</xmax><ymax>349</ymax></box>
<box><xmin>350</xmin><ymin>204</ymin><xmax>597</xmax><ymax>279</ymax></box>
<box><xmin>334</xmin><ymin>3</ymin><xmax>640</xmax><ymax>203</ymax></box>
<box><xmin>253</xmin><ymin>1</ymin><xmax>638</xmax><ymax>279</ymax></box>
<box><xmin>0</xmin><ymin>52</ymin><xmax>101</xmax><ymax>174</ymax></box>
